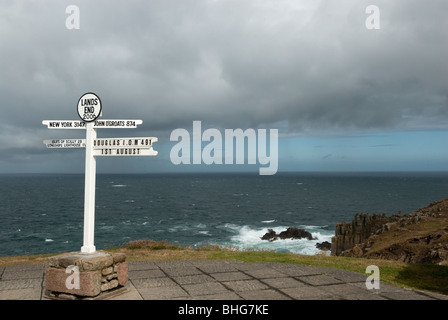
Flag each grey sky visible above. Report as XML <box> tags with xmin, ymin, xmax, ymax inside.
<box><xmin>0</xmin><ymin>0</ymin><xmax>447</xmax><ymax>173</ymax></box>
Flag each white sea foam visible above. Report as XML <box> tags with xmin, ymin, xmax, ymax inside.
<box><xmin>112</xmin><ymin>184</ymin><xmax>127</xmax><ymax>187</ymax></box>
<box><xmin>218</xmin><ymin>225</ymin><xmax>333</xmax><ymax>255</ymax></box>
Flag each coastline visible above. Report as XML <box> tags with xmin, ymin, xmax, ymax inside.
<box><xmin>1</xmin><ymin>195</ymin><xmax>447</xmax><ymax>296</ymax></box>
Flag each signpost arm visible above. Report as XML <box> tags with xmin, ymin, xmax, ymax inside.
<box><xmin>81</xmin><ymin>121</ymin><xmax>97</xmax><ymax>253</ymax></box>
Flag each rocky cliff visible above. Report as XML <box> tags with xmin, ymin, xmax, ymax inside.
<box><xmin>331</xmin><ymin>212</ymin><xmax>391</xmax><ymax>256</ymax></box>
<box><xmin>331</xmin><ymin>198</ymin><xmax>448</xmax><ymax>265</ymax></box>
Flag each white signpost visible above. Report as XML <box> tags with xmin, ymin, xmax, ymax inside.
<box><xmin>42</xmin><ymin>93</ymin><xmax>158</xmax><ymax>254</ymax></box>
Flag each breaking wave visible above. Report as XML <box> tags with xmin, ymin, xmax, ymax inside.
<box><xmin>209</xmin><ymin>224</ymin><xmax>334</xmax><ymax>255</ymax></box>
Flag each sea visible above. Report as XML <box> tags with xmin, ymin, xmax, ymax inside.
<box><xmin>1</xmin><ymin>172</ymin><xmax>447</xmax><ymax>257</ymax></box>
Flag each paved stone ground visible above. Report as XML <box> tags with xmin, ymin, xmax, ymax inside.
<box><xmin>0</xmin><ymin>260</ymin><xmax>447</xmax><ymax>300</ymax></box>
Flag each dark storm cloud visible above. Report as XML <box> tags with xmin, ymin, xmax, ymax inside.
<box><xmin>0</xmin><ymin>0</ymin><xmax>447</xmax><ymax>167</ymax></box>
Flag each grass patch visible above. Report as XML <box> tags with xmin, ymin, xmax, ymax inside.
<box><xmin>119</xmin><ymin>240</ymin><xmax>184</xmax><ymax>251</ymax></box>
<box><xmin>0</xmin><ymin>253</ymin><xmax>54</xmax><ymax>266</ymax></box>
<box><xmin>395</xmin><ymin>263</ymin><xmax>448</xmax><ymax>294</ymax></box>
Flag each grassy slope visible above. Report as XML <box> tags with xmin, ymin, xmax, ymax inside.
<box><xmin>364</xmin><ymin>214</ymin><xmax>448</xmax><ymax>259</ymax></box>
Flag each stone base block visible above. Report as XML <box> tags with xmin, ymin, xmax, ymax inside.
<box><xmin>44</xmin><ymin>250</ymin><xmax>128</xmax><ymax>299</ymax></box>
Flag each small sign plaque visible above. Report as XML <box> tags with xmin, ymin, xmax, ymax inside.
<box><xmin>93</xmin><ymin>137</ymin><xmax>156</xmax><ymax>148</ymax></box>
<box><xmin>43</xmin><ymin>139</ymin><xmax>86</xmax><ymax>148</ymax></box>
<box><xmin>42</xmin><ymin>119</ymin><xmax>143</xmax><ymax>129</ymax></box>
<box><xmin>93</xmin><ymin>147</ymin><xmax>158</xmax><ymax>157</ymax></box>
<box><xmin>77</xmin><ymin>92</ymin><xmax>102</xmax><ymax>122</ymax></box>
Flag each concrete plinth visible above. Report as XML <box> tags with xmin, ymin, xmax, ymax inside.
<box><xmin>44</xmin><ymin>250</ymin><xmax>128</xmax><ymax>300</ymax></box>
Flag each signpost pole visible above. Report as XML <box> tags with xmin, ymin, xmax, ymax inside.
<box><xmin>81</xmin><ymin>121</ymin><xmax>97</xmax><ymax>254</ymax></box>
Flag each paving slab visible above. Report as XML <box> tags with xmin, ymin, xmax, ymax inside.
<box><xmin>129</xmin><ymin>269</ymin><xmax>166</xmax><ymax>279</ymax></box>
<box><xmin>261</xmin><ymin>277</ymin><xmax>305</xmax><ymax>289</ymax></box>
<box><xmin>132</xmin><ymin>277</ymin><xmax>178</xmax><ymax>288</ymax></box>
<box><xmin>326</xmin><ymin>268</ymin><xmax>370</xmax><ymax>283</ymax></box>
<box><xmin>183</xmin><ymin>281</ymin><xmax>229</xmax><ymax>296</ymax></box>
<box><xmin>173</xmin><ymin>274</ymin><xmax>216</xmax><ymax>285</ymax></box>
<box><xmin>0</xmin><ymin>260</ymin><xmax>447</xmax><ymax>301</ymax></box>
<box><xmin>189</xmin><ymin>291</ymin><xmax>242</xmax><ymax>300</ymax></box>
<box><xmin>0</xmin><ymin>278</ymin><xmax>43</xmax><ymax>290</ymax></box>
<box><xmin>210</xmin><ymin>271</ymin><xmax>252</xmax><ymax>282</ymax></box>
<box><xmin>223</xmin><ymin>279</ymin><xmax>270</xmax><ymax>292</ymax></box>
<box><xmin>0</xmin><ymin>287</ymin><xmax>43</xmax><ymax>300</ymax></box>
<box><xmin>162</xmin><ymin>266</ymin><xmax>203</xmax><ymax>277</ymax></box>
<box><xmin>238</xmin><ymin>289</ymin><xmax>292</xmax><ymax>300</ymax></box>
<box><xmin>138</xmin><ymin>286</ymin><xmax>189</xmax><ymax>300</ymax></box>
<box><xmin>280</xmin><ymin>285</ymin><xmax>335</xmax><ymax>299</ymax></box>
<box><xmin>243</xmin><ymin>267</ymin><xmax>288</xmax><ymax>279</ymax></box>
<box><xmin>298</xmin><ymin>274</ymin><xmax>343</xmax><ymax>286</ymax></box>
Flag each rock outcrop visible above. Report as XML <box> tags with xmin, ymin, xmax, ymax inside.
<box><xmin>261</xmin><ymin>227</ymin><xmax>315</xmax><ymax>241</ymax></box>
<box><xmin>330</xmin><ymin>212</ymin><xmax>391</xmax><ymax>256</ymax></box>
<box><xmin>316</xmin><ymin>241</ymin><xmax>331</xmax><ymax>251</ymax></box>
<box><xmin>330</xmin><ymin>198</ymin><xmax>448</xmax><ymax>265</ymax></box>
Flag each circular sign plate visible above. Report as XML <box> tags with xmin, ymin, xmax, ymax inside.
<box><xmin>77</xmin><ymin>92</ymin><xmax>102</xmax><ymax>122</ymax></box>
